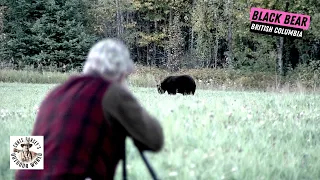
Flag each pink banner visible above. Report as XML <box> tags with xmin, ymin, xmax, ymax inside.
<box><xmin>250</xmin><ymin>7</ymin><xmax>311</xmax><ymax>30</ymax></box>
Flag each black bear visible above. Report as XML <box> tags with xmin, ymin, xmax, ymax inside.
<box><xmin>157</xmin><ymin>75</ymin><xmax>196</xmax><ymax>95</ymax></box>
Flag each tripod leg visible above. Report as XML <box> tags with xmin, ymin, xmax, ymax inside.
<box><xmin>138</xmin><ymin>150</ymin><xmax>159</xmax><ymax>180</ymax></box>
<box><xmin>123</xmin><ymin>141</ymin><xmax>127</xmax><ymax>180</ymax></box>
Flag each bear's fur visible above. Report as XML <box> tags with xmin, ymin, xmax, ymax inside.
<box><xmin>157</xmin><ymin>75</ymin><xmax>196</xmax><ymax>95</ymax></box>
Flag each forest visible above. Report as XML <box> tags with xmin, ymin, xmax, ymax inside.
<box><xmin>0</xmin><ymin>0</ymin><xmax>319</xmax><ymax>89</ymax></box>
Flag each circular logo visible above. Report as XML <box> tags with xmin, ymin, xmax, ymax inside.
<box><xmin>10</xmin><ymin>136</ymin><xmax>43</xmax><ymax>169</ymax></box>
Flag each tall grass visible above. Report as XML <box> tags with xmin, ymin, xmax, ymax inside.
<box><xmin>1</xmin><ymin>64</ymin><xmax>320</xmax><ymax>93</ymax></box>
<box><xmin>1</xmin><ymin>83</ymin><xmax>320</xmax><ymax>180</ymax></box>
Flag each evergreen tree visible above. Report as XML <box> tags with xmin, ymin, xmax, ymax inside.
<box><xmin>1</xmin><ymin>0</ymin><xmax>98</xmax><ymax>70</ymax></box>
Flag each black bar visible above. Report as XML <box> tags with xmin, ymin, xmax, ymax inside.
<box><xmin>249</xmin><ymin>21</ymin><xmax>304</xmax><ymax>39</ymax></box>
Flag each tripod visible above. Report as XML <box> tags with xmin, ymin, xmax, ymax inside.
<box><xmin>122</xmin><ymin>140</ymin><xmax>159</xmax><ymax>180</ymax></box>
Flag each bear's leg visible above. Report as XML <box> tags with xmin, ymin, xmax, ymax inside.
<box><xmin>184</xmin><ymin>88</ymin><xmax>192</xmax><ymax>95</ymax></box>
<box><xmin>168</xmin><ymin>89</ymin><xmax>176</xmax><ymax>95</ymax></box>
<box><xmin>186</xmin><ymin>89</ymin><xmax>190</xmax><ymax>95</ymax></box>
<box><xmin>186</xmin><ymin>89</ymin><xmax>191</xmax><ymax>95</ymax></box>
<box><xmin>178</xmin><ymin>88</ymin><xmax>183</xmax><ymax>95</ymax></box>
<box><xmin>180</xmin><ymin>89</ymin><xmax>185</xmax><ymax>95</ymax></box>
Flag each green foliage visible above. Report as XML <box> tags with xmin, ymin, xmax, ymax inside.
<box><xmin>132</xmin><ymin>0</ymin><xmax>171</xmax><ymax>46</ymax></box>
<box><xmin>166</xmin><ymin>15</ymin><xmax>184</xmax><ymax>71</ymax></box>
<box><xmin>1</xmin><ymin>0</ymin><xmax>98</xmax><ymax>70</ymax></box>
<box><xmin>191</xmin><ymin>0</ymin><xmax>231</xmax><ymax>67</ymax></box>
<box><xmin>285</xmin><ymin>60</ymin><xmax>320</xmax><ymax>89</ymax></box>
<box><xmin>1</xmin><ymin>0</ymin><xmax>320</xmax><ymax>76</ymax></box>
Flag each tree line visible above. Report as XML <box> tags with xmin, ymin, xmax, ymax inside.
<box><xmin>0</xmin><ymin>0</ymin><xmax>319</xmax><ymax>76</ymax></box>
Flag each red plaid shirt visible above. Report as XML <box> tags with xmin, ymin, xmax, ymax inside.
<box><xmin>15</xmin><ymin>75</ymin><xmax>127</xmax><ymax>180</ymax></box>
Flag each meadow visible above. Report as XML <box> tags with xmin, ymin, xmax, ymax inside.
<box><xmin>1</xmin><ymin>82</ymin><xmax>320</xmax><ymax>180</ymax></box>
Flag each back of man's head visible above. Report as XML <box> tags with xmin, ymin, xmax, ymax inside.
<box><xmin>83</xmin><ymin>38</ymin><xmax>134</xmax><ymax>81</ymax></box>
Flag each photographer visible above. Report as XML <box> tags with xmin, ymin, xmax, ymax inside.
<box><xmin>15</xmin><ymin>38</ymin><xmax>164</xmax><ymax>180</ymax></box>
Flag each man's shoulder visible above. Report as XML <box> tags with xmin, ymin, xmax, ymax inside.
<box><xmin>48</xmin><ymin>75</ymin><xmax>110</xmax><ymax>96</ymax></box>
<box><xmin>104</xmin><ymin>83</ymin><xmax>132</xmax><ymax>98</ymax></box>
<box><xmin>102</xmin><ymin>83</ymin><xmax>140</xmax><ymax>114</ymax></box>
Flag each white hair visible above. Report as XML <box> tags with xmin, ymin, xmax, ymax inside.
<box><xmin>83</xmin><ymin>38</ymin><xmax>134</xmax><ymax>80</ymax></box>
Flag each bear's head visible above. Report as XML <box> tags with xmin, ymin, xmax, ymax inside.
<box><xmin>157</xmin><ymin>84</ymin><xmax>165</xmax><ymax>94</ymax></box>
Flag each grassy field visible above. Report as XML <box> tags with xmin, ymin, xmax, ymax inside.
<box><xmin>1</xmin><ymin>82</ymin><xmax>320</xmax><ymax>180</ymax></box>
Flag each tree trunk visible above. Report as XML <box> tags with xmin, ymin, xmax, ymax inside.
<box><xmin>115</xmin><ymin>0</ymin><xmax>123</xmax><ymax>37</ymax></box>
<box><xmin>120</xmin><ymin>8</ymin><xmax>124</xmax><ymax>35</ymax></box>
<box><xmin>167</xmin><ymin>8</ymin><xmax>173</xmax><ymax>69</ymax></box>
<box><xmin>190</xmin><ymin>27</ymin><xmax>194</xmax><ymax>51</ymax></box>
<box><xmin>152</xmin><ymin>20</ymin><xmax>157</xmax><ymax>66</ymax></box>
<box><xmin>276</xmin><ymin>1</ymin><xmax>289</xmax><ymax>76</ymax></box>
<box><xmin>227</xmin><ymin>0</ymin><xmax>233</xmax><ymax>68</ymax></box>
<box><xmin>190</xmin><ymin>0</ymin><xmax>196</xmax><ymax>51</ymax></box>
<box><xmin>212</xmin><ymin>9</ymin><xmax>219</xmax><ymax>69</ymax></box>
<box><xmin>276</xmin><ymin>37</ymin><xmax>284</xmax><ymax>76</ymax></box>
<box><xmin>146</xmin><ymin>44</ymin><xmax>150</xmax><ymax>66</ymax></box>
<box><xmin>214</xmin><ymin>34</ymin><xmax>219</xmax><ymax>69</ymax></box>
